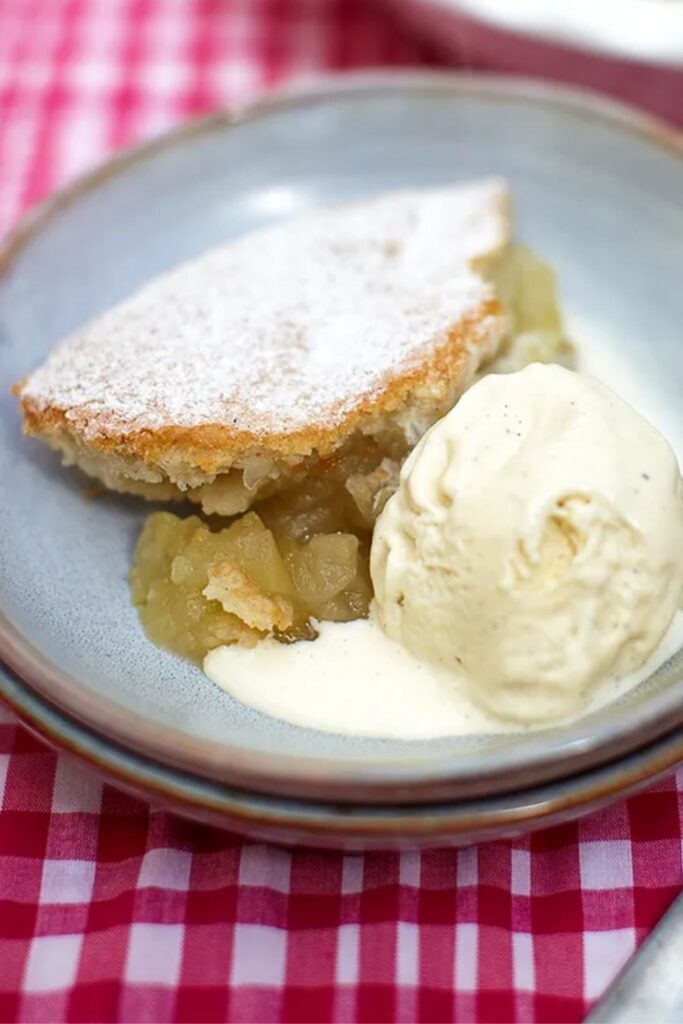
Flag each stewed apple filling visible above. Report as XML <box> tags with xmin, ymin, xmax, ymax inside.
<box><xmin>129</xmin><ymin>435</ymin><xmax>389</xmax><ymax>661</ymax></box>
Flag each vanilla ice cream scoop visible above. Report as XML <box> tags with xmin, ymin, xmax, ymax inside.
<box><xmin>371</xmin><ymin>363</ymin><xmax>683</xmax><ymax>723</ymax></box>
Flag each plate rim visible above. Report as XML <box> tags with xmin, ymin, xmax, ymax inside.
<box><xmin>3</xmin><ymin>69</ymin><xmax>683</xmax><ymax>805</ymax></box>
<box><xmin>409</xmin><ymin>0</ymin><xmax>683</xmax><ymax>66</ymax></box>
<box><xmin>1</xmin><ymin>651</ymin><xmax>682</xmax><ymax>849</ymax></box>
<box><xmin>3</xmin><ymin>68</ymin><xmax>683</xmax><ymax>275</ymax></box>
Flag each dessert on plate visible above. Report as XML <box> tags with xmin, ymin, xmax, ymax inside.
<box><xmin>16</xmin><ymin>178</ymin><xmax>683</xmax><ymax>736</ymax></box>
<box><xmin>14</xmin><ymin>180</ymin><xmax>570</xmax><ymax>657</ymax></box>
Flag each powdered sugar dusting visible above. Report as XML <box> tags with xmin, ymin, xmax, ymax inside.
<box><xmin>21</xmin><ymin>181</ymin><xmax>509</xmax><ymax>440</ymax></box>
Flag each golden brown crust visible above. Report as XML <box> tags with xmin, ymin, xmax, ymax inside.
<box><xmin>14</xmin><ymin>180</ymin><xmax>512</xmax><ymax>507</ymax></box>
<box><xmin>15</xmin><ymin>298</ymin><xmax>503</xmax><ymax>481</ymax></box>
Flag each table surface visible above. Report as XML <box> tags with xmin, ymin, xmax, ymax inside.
<box><xmin>2</xmin><ymin>1</ymin><xmax>683</xmax><ymax>1021</ymax></box>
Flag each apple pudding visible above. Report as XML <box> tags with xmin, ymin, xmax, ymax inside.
<box><xmin>130</xmin><ymin>241</ymin><xmax>572</xmax><ymax>661</ymax></box>
<box><xmin>14</xmin><ymin>180</ymin><xmax>574</xmax><ymax>663</ymax></box>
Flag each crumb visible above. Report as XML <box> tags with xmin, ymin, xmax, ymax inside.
<box><xmin>82</xmin><ymin>484</ymin><xmax>105</xmax><ymax>500</ymax></box>
<box><xmin>203</xmin><ymin>560</ymin><xmax>293</xmax><ymax>632</ymax></box>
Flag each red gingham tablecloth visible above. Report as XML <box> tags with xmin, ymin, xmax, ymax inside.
<box><xmin>2</xmin><ymin>2</ymin><xmax>683</xmax><ymax>1021</ymax></box>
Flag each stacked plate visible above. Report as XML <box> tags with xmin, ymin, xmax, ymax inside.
<box><xmin>387</xmin><ymin>0</ymin><xmax>683</xmax><ymax>124</ymax></box>
<box><xmin>2</xmin><ymin>74</ymin><xmax>683</xmax><ymax>848</ymax></box>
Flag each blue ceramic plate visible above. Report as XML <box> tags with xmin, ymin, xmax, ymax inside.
<box><xmin>2</xmin><ymin>648</ymin><xmax>683</xmax><ymax>849</ymax></box>
<box><xmin>2</xmin><ymin>73</ymin><xmax>683</xmax><ymax>809</ymax></box>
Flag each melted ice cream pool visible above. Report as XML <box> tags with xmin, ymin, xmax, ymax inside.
<box><xmin>204</xmin><ymin>317</ymin><xmax>683</xmax><ymax>738</ymax></box>
<box><xmin>205</xmin><ymin>612</ymin><xmax>683</xmax><ymax>739</ymax></box>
